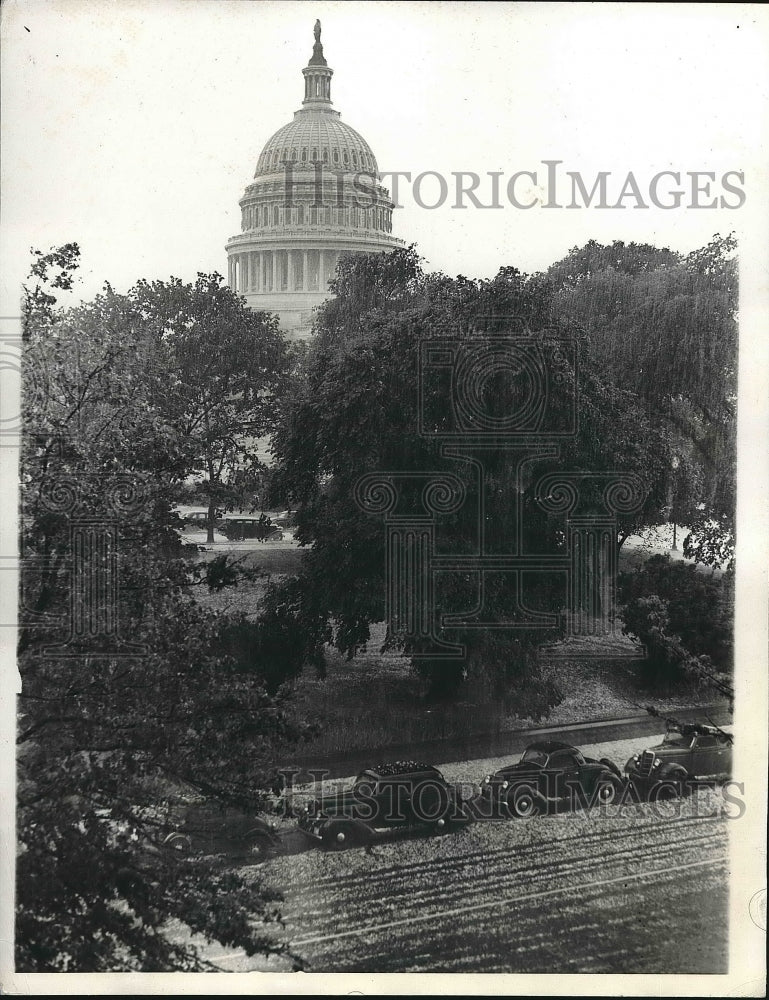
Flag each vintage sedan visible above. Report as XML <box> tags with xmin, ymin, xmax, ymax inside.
<box><xmin>298</xmin><ymin>760</ymin><xmax>473</xmax><ymax>849</ymax></box>
<box><xmin>161</xmin><ymin>809</ymin><xmax>282</xmax><ymax>863</ymax></box>
<box><xmin>478</xmin><ymin>740</ymin><xmax>624</xmax><ymax>816</ymax></box>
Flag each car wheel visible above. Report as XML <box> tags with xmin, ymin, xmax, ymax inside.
<box><xmin>507</xmin><ymin>785</ymin><xmax>540</xmax><ymax>818</ymax></box>
<box><xmin>321</xmin><ymin>823</ymin><xmax>359</xmax><ymax>851</ymax></box>
<box><xmin>163</xmin><ymin>832</ymin><xmax>192</xmax><ymax>855</ymax></box>
<box><xmin>666</xmin><ymin>768</ymin><xmax>689</xmax><ymax>797</ymax></box>
<box><xmin>652</xmin><ymin>767</ymin><xmax>687</xmax><ymax>799</ymax></box>
<box><xmin>594</xmin><ymin>775</ymin><xmax>620</xmax><ymax>805</ymax></box>
<box><xmin>239</xmin><ymin>832</ymin><xmax>273</xmax><ymax>863</ymax></box>
<box><xmin>432</xmin><ymin>814</ymin><xmax>454</xmax><ymax>835</ymax></box>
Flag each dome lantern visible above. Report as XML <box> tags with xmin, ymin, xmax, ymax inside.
<box><xmin>303</xmin><ymin>19</ymin><xmax>333</xmax><ymax>106</ymax></box>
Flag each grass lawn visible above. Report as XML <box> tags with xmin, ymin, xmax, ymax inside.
<box><xmin>281</xmin><ymin>623</ymin><xmax>720</xmax><ymax>756</ymax></box>
<box><xmin>192</xmin><ymin>536</ymin><xmax>726</xmax><ymax>758</ymax></box>
<box><xmin>192</xmin><ymin>544</ymin><xmax>304</xmax><ymax>616</ymax></box>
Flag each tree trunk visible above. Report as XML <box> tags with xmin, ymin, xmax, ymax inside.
<box><xmin>206</xmin><ymin>498</ymin><xmax>216</xmax><ymax>544</ymax></box>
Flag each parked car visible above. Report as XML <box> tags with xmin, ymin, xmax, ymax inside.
<box><xmin>219</xmin><ymin>514</ymin><xmax>283</xmax><ymax>541</ymax></box>
<box><xmin>477</xmin><ymin>740</ymin><xmax>624</xmax><ymax>816</ymax></box>
<box><xmin>179</xmin><ymin>509</ymin><xmax>210</xmax><ymax>528</ymax></box>
<box><xmin>624</xmin><ymin>717</ymin><xmax>733</xmax><ymax>797</ymax></box>
<box><xmin>161</xmin><ymin>808</ymin><xmax>282</xmax><ymax>863</ymax></box>
<box><xmin>297</xmin><ymin>760</ymin><xmax>473</xmax><ymax>849</ymax></box>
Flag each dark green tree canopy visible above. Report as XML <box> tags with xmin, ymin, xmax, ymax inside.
<box><xmin>547</xmin><ymin>234</ymin><xmax>737</xmax><ymax>566</ymax></box>
<box><xmin>18</xmin><ymin>256</ymin><xmax>303</xmax><ymax>971</ymax></box>
<box><xmin>270</xmin><ymin>247</ymin><xmax>672</xmax><ymax>703</ymax></box>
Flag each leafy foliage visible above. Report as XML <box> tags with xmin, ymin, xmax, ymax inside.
<box><xmin>618</xmin><ymin>555</ymin><xmax>733</xmax><ymax>668</ymax></box>
<box><xmin>22</xmin><ymin>242</ymin><xmax>82</xmax><ymax>332</ymax></box>
<box><xmin>128</xmin><ymin>274</ymin><xmax>292</xmax><ymax>540</ymax></box>
<box><xmin>17</xmin><ymin>253</ymin><xmax>302</xmax><ymax>970</ymax></box>
<box><xmin>618</xmin><ymin>555</ymin><xmax>733</xmax><ymax>700</ymax></box>
<box><xmin>546</xmin><ymin>238</ymin><xmax>681</xmax><ymax>288</ymax></box>
<box><xmin>548</xmin><ymin>234</ymin><xmax>737</xmax><ymax>567</ymax></box>
<box><xmin>270</xmin><ymin>247</ymin><xmax>670</xmax><ymax>707</ymax></box>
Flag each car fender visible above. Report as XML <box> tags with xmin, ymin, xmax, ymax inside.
<box><xmin>505</xmin><ymin>776</ymin><xmax>547</xmax><ymax>801</ymax></box>
<box><xmin>243</xmin><ymin>821</ymin><xmax>280</xmax><ymax>846</ymax></box>
<box><xmin>162</xmin><ymin>832</ymin><xmax>193</xmax><ymax>855</ymax></box>
<box><xmin>659</xmin><ymin>762</ymin><xmax>688</xmax><ymax>782</ymax></box>
<box><xmin>599</xmin><ymin>757</ymin><xmax>623</xmax><ymax>780</ymax></box>
<box><xmin>320</xmin><ymin>817</ymin><xmax>373</xmax><ymax>847</ymax></box>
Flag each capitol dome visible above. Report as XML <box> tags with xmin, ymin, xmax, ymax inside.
<box><xmin>254</xmin><ymin>114</ymin><xmax>379</xmax><ymax>177</ymax></box>
<box><xmin>225</xmin><ymin>22</ymin><xmax>402</xmax><ymax>338</ymax></box>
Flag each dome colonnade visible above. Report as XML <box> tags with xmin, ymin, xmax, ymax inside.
<box><xmin>225</xmin><ymin>21</ymin><xmax>402</xmax><ymax>337</ymax></box>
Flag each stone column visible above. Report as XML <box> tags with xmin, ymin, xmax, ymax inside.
<box><xmin>271</xmin><ymin>250</ymin><xmax>277</xmax><ymax>292</ymax></box>
<box><xmin>302</xmin><ymin>250</ymin><xmax>309</xmax><ymax>291</ymax></box>
<box><xmin>287</xmin><ymin>249</ymin><xmax>295</xmax><ymax>291</ymax></box>
<box><xmin>318</xmin><ymin>249</ymin><xmax>327</xmax><ymax>290</ymax></box>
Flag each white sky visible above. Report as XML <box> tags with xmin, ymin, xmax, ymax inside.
<box><xmin>1</xmin><ymin>4</ymin><xmax>769</xmax><ymax>992</ymax></box>
<box><xmin>1</xmin><ymin>0</ymin><xmax>768</xmax><ymax>307</ymax></box>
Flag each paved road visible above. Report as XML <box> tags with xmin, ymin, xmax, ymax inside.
<box><xmin>283</xmin><ymin>704</ymin><xmax>731</xmax><ymax>782</ymax></box>
<box><xmin>278</xmin><ymin>810</ymin><xmax>727</xmax><ymax>973</ymax></box>
<box><xmin>199</xmin><ymin>730</ymin><xmax>732</xmax><ymax>974</ymax></box>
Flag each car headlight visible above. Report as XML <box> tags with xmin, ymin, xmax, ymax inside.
<box><xmin>501</xmin><ymin>780</ymin><xmax>509</xmax><ymax>790</ymax></box>
<box><xmin>633</xmin><ymin>755</ymin><xmax>639</xmax><ymax>764</ymax></box>
<box><xmin>653</xmin><ymin>760</ymin><xmax>660</xmax><ymax>768</ymax></box>
<box><xmin>482</xmin><ymin>775</ymin><xmax>491</xmax><ymax>785</ymax></box>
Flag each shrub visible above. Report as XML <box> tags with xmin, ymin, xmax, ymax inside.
<box><xmin>618</xmin><ymin>555</ymin><xmax>732</xmax><ymax>670</ymax></box>
<box><xmin>618</xmin><ymin>556</ymin><xmax>734</xmax><ymax>701</ymax></box>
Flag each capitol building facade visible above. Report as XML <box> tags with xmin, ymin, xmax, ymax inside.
<box><xmin>225</xmin><ymin>22</ymin><xmax>402</xmax><ymax>337</ymax></box>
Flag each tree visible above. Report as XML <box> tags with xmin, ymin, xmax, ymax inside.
<box><xmin>548</xmin><ymin>235</ymin><xmax>737</xmax><ymax>568</ymax></box>
<box><xmin>546</xmin><ymin>238</ymin><xmax>680</xmax><ymax>288</ymax></box>
<box><xmin>17</xmin><ymin>250</ymin><xmax>304</xmax><ymax>970</ymax></box>
<box><xmin>618</xmin><ymin>554</ymin><xmax>733</xmax><ymax>669</ymax></box>
<box><xmin>129</xmin><ymin>274</ymin><xmax>291</xmax><ymax>541</ymax></box>
<box><xmin>270</xmin><ymin>248</ymin><xmax>669</xmax><ymax>705</ymax></box>
<box><xmin>22</xmin><ymin>242</ymin><xmax>81</xmax><ymax>333</ymax></box>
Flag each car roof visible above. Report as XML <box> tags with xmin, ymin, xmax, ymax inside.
<box><xmin>364</xmin><ymin>760</ymin><xmax>442</xmax><ymax>778</ymax></box>
<box><xmin>525</xmin><ymin>741</ymin><xmax>579</xmax><ymax>753</ymax></box>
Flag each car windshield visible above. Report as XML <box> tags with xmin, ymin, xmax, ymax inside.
<box><xmin>521</xmin><ymin>748</ymin><xmax>549</xmax><ymax>766</ymax></box>
<box><xmin>662</xmin><ymin>732</ymin><xmax>694</xmax><ymax>747</ymax></box>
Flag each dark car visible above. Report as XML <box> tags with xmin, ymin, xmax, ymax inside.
<box><xmin>625</xmin><ymin>717</ymin><xmax>733</xmax><ymax>797</ymax></box>
<box><xmin>297</xmin><ymin>760</ymin><xmax>473</xmax><ymax>849</ymax></box>
<box><xmin>161</xmin><ymin>809</ymin><xmax>282</xmax><ymax>863</ymax></box>
<box><xmin>478</xmin><ymin>741</ymin><xmax>624</xmax><ymax>816</ymax></box>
